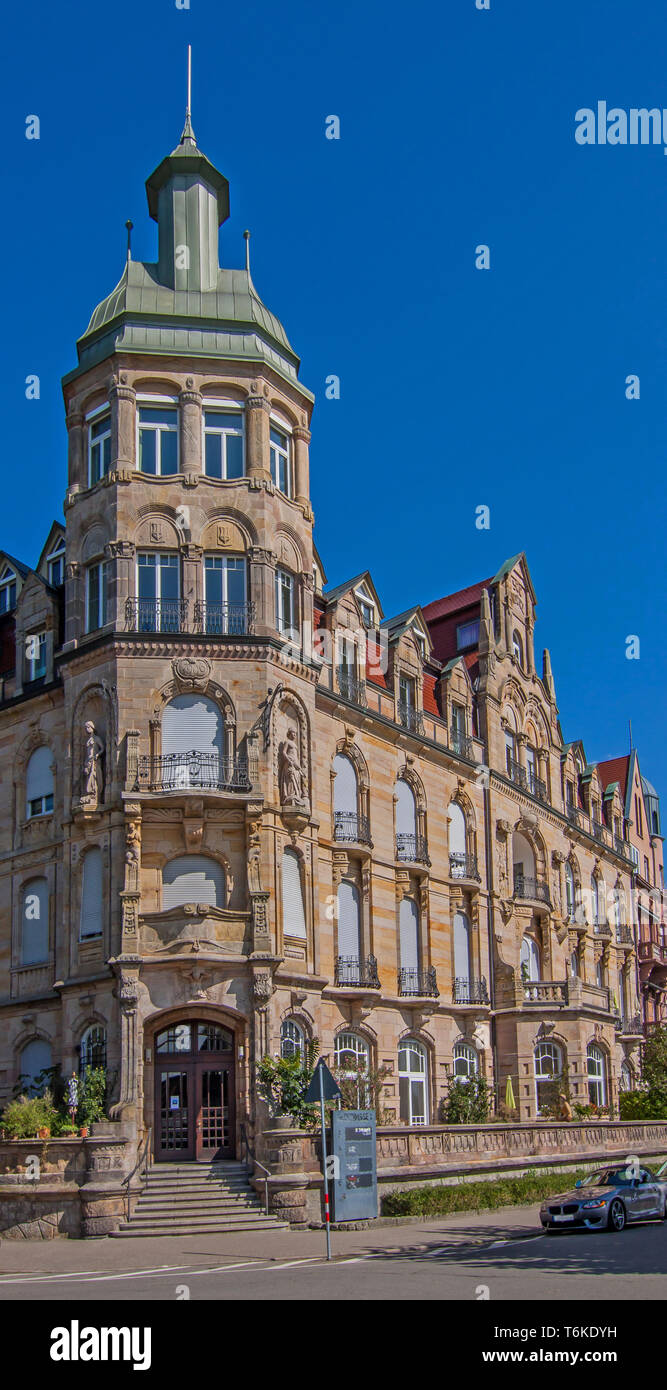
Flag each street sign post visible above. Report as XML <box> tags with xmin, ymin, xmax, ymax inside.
<box><xmin>304</xmin><ymin>1058</ymin><xmax>342</xmax><ymax>1260</ymax></box>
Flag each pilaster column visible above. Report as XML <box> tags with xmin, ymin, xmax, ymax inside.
<box><xmin>179</xmin><ymin>384</ymin><xmax>202</xmax><ymax>480</ymax></box>
<box><xmin>65</xmin><ymin>560</ymin><xmax>83</xmax><ymax>646</ymax></box>
<box><xmin>66</xmin><ymin>407</ymin><xmax>85</xmax><ymax>490</ymax></box>
<box><xmin>105</xmin><ymin>540</ymin><xmax>135</xmax><ymax>629</ymax></box>
<box><xmin>293</xmin><ymin>425</ymin><xmax>312</xmax><ymax>512</ymax></box>
<box><xmin>503</xmin><ymin>596</ymin><xmax>512</xmax><ymax>653</ymax></box>
<box><xmin>109</xmin><ymin>379</ymin><xmax>136</xmax><ymax>471</ymax></box>
<box><xmin>248</xmin><ymin>546</ymin><xmax>275</xmax><ymax>636</ymax></box>
<box><xmin>181</xmin><ymin>543</ymin><xmax>203</xmax><ymax>615</ymax></box>
<box><xmin>246</xmin><ymin>395</ymin><xmax>271</xmax><ymax>482</ymax></box>
<box><xmin>110</xmin><ymin>956</ymin><xmax>142</xmax><ymax>1122</ymax></box>
<box><xmin>526</xmin><ymin>614</ymin><xmax>535</xmax><ymax>673</ymax></box>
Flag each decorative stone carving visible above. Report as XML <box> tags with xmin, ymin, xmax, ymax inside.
<box><xmin>278</xmin><ymin>727</ymin><xmax>306</xmax><ymax>806</ymax></box>
<box><xmin>172</xmin><ymin>657</ymin><xmax>211</xmax><ymax>691</ymax></box>
<box><xmin>253</xmin><ymin>970</ymin><xmax>274</xmax><ymax>1004</ymax></box>
<box><xmin>81</xmin><ymin>722</ymin><xmax>104</xmax><ymax>806</ymax></box>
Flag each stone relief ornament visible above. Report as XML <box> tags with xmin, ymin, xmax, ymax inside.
<box><xmin>81</xmin><ymin>722</ymin><xmax>105</xmax><ymax>805</ymax></box>
<box><xmin>172</xmin><ymin>657</ymin><xmax>211</xmax><ymax>691</ymax></box>
<box><xmin>278</xmin><ymin>726</ymin><xmax>305</xmax><ymax>805</ymax></box>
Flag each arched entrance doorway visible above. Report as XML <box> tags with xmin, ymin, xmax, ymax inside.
<box><xmin>153</xmin><ymin>1019</ymin><xmax>235</xmax><ymax>1162</ymax></box>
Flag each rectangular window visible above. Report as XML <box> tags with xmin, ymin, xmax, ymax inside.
<box><xmin>203</xmin><ymin>410</ymin><xmax>244</xmax><ymax>480</ymax></box>
<box><xmin>505</xmin><ymin>731</ymin><xmax>515</xmax><ymax>773</ymax></box>
<box><xmin>138</xmin><ymin>406</ymin><xmax>178</xmax><ymax>476</ymax></box>
<box><xmin>452</xmin><ymin>703</ymin><xmax>465</xmax><ymax>735</ymax></box>
<box><xmin>25</xmin><ymin>632</ymin><xmax>46</xmax><ymax>682</ymax></box>
<box><xmin>0</xmin><ymin>575</ymin><xmax>16</xmax><ymax>612</ymax></box>
<box><xmin>275</xmin><ymin>567</ymin><xmax>294</xmax><ymax>635</ymax></box>
<box><xmin>47</xmin><ymin>551</ymin><xmax>65</xmax><ymax>587</ymax></box>
<box><xmin>28</xmin><ymin>791</ymin><xmax>53</xmax><ymax>818</ymax></box>
<box><xmin>86</xmin><ymin>562</ymin><xmax>108</xmax><ymax>632</ymax></box>
<box><xmin>270</xmin><ymin>425</ymin><xmax>292</xmax><ymax>496</ymax></box>
<box><xmin>89</xmin><ymin>413</ymin><xmax>111</xmax><ymax>486</ymax></box>
<box><xmin>456</xmin><ymin>620</ymin><xmax>480</xmax><ymax>651</ymax></box>
<box><xmin>204</xmin><ymin>556</ymin><xmax>248</xmax><ymax>633</ymax></box>
<box><xmin>137</xmin><ymin>553</ymin><xmax>181</xmax><ymax>632</ymax></box>
<box><xmin>399</xmin><ymin>675</ymin><xmax>415</xmax><ymax>709</ymax></box>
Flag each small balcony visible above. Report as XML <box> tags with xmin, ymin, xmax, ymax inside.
<box><xmin>452</xmin><ymin>977</ymin><xmax>489</xmax><ymax>1005</ymax></box>
<box><xmin>506</xmin><ymin>755</ymin><xmax>528</xmax><ymax>791</ymax></box>
<box><xmin>125</xmin><ymin>597</ymin><xmax>255</xmax><ymax>636</ymax></box>
<box><xmin>397</xmin><ymin>702</ymin><xmax>424</xmax><ymax>736</ymax></box>
<box><xmin>513</xmin><ymin>874</ymin><xmax>550</xmax><ymax>905</ymax></box>
<box><xmin>193</xmin><ymin>600</ymin><xmax>256</xmax><ymax>636</ymax></box>
<box><xmin>398</xmin><ymin>966</ymin><xmax>439</xmax><ymax>998</ymax></box>
<box><xmin>449</xmin><ymin>851</ymin><xmax>481</xmax><ymax>882</ymax></box>
<box><xmin>134</xmin><ymin>751</ymin><xmax>252</xmax><ymax>793</ymax></box>
<box><xmin>523</xmin><ymin>980</ymin><xmax>568</xmax><ymax>1006</ymax></box>
<box><xmin>566</xmin><ymin>805</ymin><xmax>584</xmax><ymax>829</ymax></box>
<box><xmin>615</xmin><ymin>924</ymin><xmax>634</xmax><ymax>946</ymax></box>
<box><xmin>126</xmin><ymin>597</ymin><xmax>189</xmax><ymax>634</ymax></box>
<box><xmin>614</xmin><ymin>1012</ymin><xmax>643</xmax><ymax>1037</ymax></box>
<box><xmin>336</xmin><ymin>668</ymin><xmax>367</xmax><ymax>707</ymax></box>
<box><xmin>449</xmin><ymin>726</ymin><xmax>473</xmax><ymax>760</ymax></box>
<box><xmin>590</xmin><ymin>818</ymin><xmax>607</xmax><ymax>845</ymax></box>
<box><xmin>333</xmin><ymin>811</ymin><xmax>372</xmax><ymax>847</ymax></box>
<box><xmin>593</xmin><ymin>921</ymin><xmax>612</xmax><ymax>939</ymax></box>
<box><xmin>396</xmin><ymin>832</ymin><xmax>431</xmax><ymax>866</ymax></box>
<box><xmin>527</xmin><ymin>771</ymin><xmax>548</xmax><ymax>805</ymax></box>
<box><xmin>638</xmin><ymin>935</ymin><xmax>667</xmax><ymax>967</ymax></box>
<box><xmin>334</xmin><ymin>954</ymin><xmax>380</xmax><ymax>989</ymax></box>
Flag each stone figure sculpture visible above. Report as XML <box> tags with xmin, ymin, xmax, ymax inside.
<box><xmin>82</xmin><ymin>721</ymin><xmax>105</xmax><ymax>803</ymax></box>
<box><xmin>278</xmin><ymin>727</ymin><xmax>304</xmax><ymax>803</ymax></box>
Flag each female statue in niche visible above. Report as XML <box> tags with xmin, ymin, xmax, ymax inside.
<box><xmin>82</xmin><ymin>721</ymin><xmax>105</xmax><ymax>803</ymax></box>
<box><xmin>278</xmin><ymin>726</ymin><xmax>304</xmax><ymax>804</ymax></box>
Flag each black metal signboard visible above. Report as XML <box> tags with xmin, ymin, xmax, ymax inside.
<box><xmin>331</xmin><ymin>1109</ymin><xmax>377</xmax><ymax>1221</ymax></box>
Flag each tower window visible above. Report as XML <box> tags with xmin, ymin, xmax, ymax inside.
<box><xmin>88</xmin><ymin>413</ymin><xmax>111</xmax><ymax>486</ymax></box>
<box><xmin>275</xmin><ymin>567</ymin><xmax>295</xmax><ymax>635</ymax></box>
<box><xmin>86</xmin><ymin>562</ymin><xmax>109</xmax><ymax>632</ymax></box>
<box><xmin>203</xmin><ymin>410</ymin><xmax>244</xmax><ymax>480</ymax></box>
<box><xmin>270</xmin><ymin>426</ymin><xmax>292</xmax><ymax>496</ymax></box>
<box><xmin>138</xmin><ymin>406</ymin><xmax>178</xmax><ymax>476</ymax></box>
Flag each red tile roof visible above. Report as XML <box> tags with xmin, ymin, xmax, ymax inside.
<box><xmin>421</xmin><ymin>579</ymin><xmax>492</xmax><ymax>622</ymax></box>
<box><xmin>597</xmin><ymin>756</ymin><xmax>631</xmax><ymax>797</ymax></box>
<box><xmin>422</xmin><ymin>672</ymin><xmax>439</xmax><ymax>716</ymax></box>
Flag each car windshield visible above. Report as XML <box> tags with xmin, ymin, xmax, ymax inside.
<box><xmin>581</xmin><ymin>1168</ymin><xmax>635</xmax><ymax>1187</ymax></box>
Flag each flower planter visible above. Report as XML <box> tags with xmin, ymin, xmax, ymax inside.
<box><xmin>37</xmin><ymin>1127</ymin><xmax>51</xmax><ymax>1140</ymax></box>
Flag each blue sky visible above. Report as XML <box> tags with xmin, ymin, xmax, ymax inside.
<box><xmin>2</xmin><ymin>0</ymin><xmax>666</xmax><ymax>793</ymax></box>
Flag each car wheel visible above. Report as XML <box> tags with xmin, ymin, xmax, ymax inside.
<box><xmin>607</xmin><ymin>1199</ymin><xmax>626</xmax><ymax>1232</ymax></box>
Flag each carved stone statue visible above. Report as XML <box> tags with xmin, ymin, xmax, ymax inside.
<box><xmin>278</xmin><ymin>727</ymin><xmax>304</xmax><ymax>804</ymax></box>
<box><xmin>82</xmin><ymin>721</ymin><xmax>104</xmax><ymax>803</ymax></box>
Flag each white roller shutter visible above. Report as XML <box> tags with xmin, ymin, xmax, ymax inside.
<box><xmin>399</xmin><ymin>897</ymin><xmax>419</xmax><ymax>970</ymax></box>
<box><xmin>337</xmin><ymin>881</ymin><xmax>360</xmax><ymax>958</ymax></box>
<box><xmin>454</xmin><ymin>910</ymin><xmax>471</xmax><ymax>982</ymax></box>
<box><xmin>162</xmin><ymin>695</ymin><xmax>223</xmax><ymax>757</ymax></box>
<box><xmin>448</xmin><ymin>803</ymin><xmax>466</xmax><ymax>856</ymax></box>
<box><xmin>282</xmin><ymin>849</ymin><xmax>307</xmax><ymax>939</ymax></box>
<box><xmin>395</xmin><ymin>779</ymin><xmax>416</xmax><ymax>835</ymax></box>
<box><xmin>21</xmin><ymin>878</ymin><xmax>49</xmax><ymax>964</ymax></box>
<box><xmin>162</xmin><ymin>855</ymin><xmax>225</xmax><ymax>910</ymax></box>
<box><xmin>333</xmin><ymin>754</ymin><xmax>357</xmax><ymax>815</ymax></box>
<box><xmin>26</xmin><ymin>746</ymin><xmax>53</xmax><ymax>801</ymax></box>
<box><xmin>80</xmin><ymin>848</ymin><xmax>103</xmax><ymax>938</ymax></box>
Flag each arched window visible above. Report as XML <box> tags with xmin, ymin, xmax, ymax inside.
<box><xmin>80</xmin><ymin>1025</ymin><xmax>107</xmax><ymax>1073</ymax></box>
<box><xmin>512</xmin><ymin>831</ymin><xmax>536</xmax><ymax>891</ymax></box>
<box><xmin>591</xmin><ymin>875</ymin><xmax>600</xmax><ymax>925</ymax></box>
<box><xmin>398</xmin><ymin>1039</ymin><xmax>428</xmax><ymax>1125</ymax></box>
<box><xmin>564</xmin><ymin>862</ymin><xmax>575</xmax><ymax>919</ymax></box>
<box><xmin>282</xmin><ymin>849</ymin><xmax>307</xmax><ymax>939</ymax></box>
<box><xmin>448</xmin><ymin>802</ymin><xmax>467</xmax><ymax>877</ymax></box>
<box><xmin>520</xmin><ymin>934</ymin><xmax>540</xmax><ymax>984</ymax></box>
<box><xmin>512</xmin><ymin>631</ymin><xmax>523</xmax><ymax>666</ymax></box>
<box><xmin>18</xmin><ymin>1038</ymin><xmax>52</xmax><ymax>1095</ymax></box>
<box><xmin>26</xmin><ymin>747</ymin><xmax>54</xmax><ymax>819</ymax></box>
<box><xmin>332</xmin><ymin>753</ymin><xmax>358</xmax><ymax>839</ymax></box>
<box><xmin>21</xmin><ymin>878</ymin><xmax>49</xmax><ymax>965</ymax></box>
<box><xmin>161</xmin><ymin>694</ymin><xmax>224</xmax><ymax>788</ymax></box>
<box><xmin>280</xmin><ymin>1019</ymin><xmax>304</xmax><ymax>1060</ymax></box>
<box><xmin>80</xmin><ymin>847</ymin><xmax>103</xmax><ymax>939</ymax></box>
<box><xmin>453</xmin><ymin>1042</ymin><xmax>479</xmax><ymax>1081</ymax></box>
<box><xmin>336</xmin><ymin>881</ymin><xmax>361</xmax><ymax>982</ymax></box>
<box><xmin>534</xmin><ymin>1041</ymin><xmax>563</xmax><ymax>1113</ymax></box>
<box><xmin>395</xmin><ymin>778</ymin><xmax>417</xmax><ymax>859</ymax></box>
<box><xmin>453</xmin><ymin>910</ymin><xmax>472</xmax><ymax>1000</ymax></box>
<box><xmin>334</xmin><ymin>1031</ymin><xmax>369</xmax><ymax>1071</ymax></box>
<box><xmin>162</xmin><ymin>856</ymin><xmax>225</xmax><ymax>910</ymax></box>
<box><xmin>399</xmin><ymin>897</ymin><xmax>420</xmax><ymax>982</ymax></box>
<box><xmin>155</xmin><ymin>1022</ymin><xmax>233</xmax><ymax>1054</ymax></box>
<box><xmin>569</xmin><ymin>949</ymin><xmax>579</xmax><ymax>978</ymax></box>
<box><xmin>587</xmin><ymin>1044</ymin><xmax>606</xmax><ymax>1107</ymax></box>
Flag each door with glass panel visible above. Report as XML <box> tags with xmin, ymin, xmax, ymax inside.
<box><xmin>137</xmin><ymin>553</ymin><xmax>181</xmax><ymax>632</ymax></box>
<box><xmin>154</xmin><ymin>1021</ymin><xmax>235</xmax><ymax>1162</ymax></box>
<box><xmin>203</xmin><ymin>556</ymin><xmax>247</xmax><ymax>634</ymax></box>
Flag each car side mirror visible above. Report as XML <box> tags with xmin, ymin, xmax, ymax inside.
<box><xmin>574</xmin><ymin>1179</ymin><xmax>582</xmax><ymax>1188</ymax></box>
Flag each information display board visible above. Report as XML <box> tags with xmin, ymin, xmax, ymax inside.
<box><xmin>331</xmin><ymin>1109</ymin><xmax>377</xmax><ymax>1221</ymax></box>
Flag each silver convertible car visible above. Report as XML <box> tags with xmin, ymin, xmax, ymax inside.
<box><xmin>540</xmin><ymin>1163</ymin><xmax>667</xmax><ymax>1232</ymax></box>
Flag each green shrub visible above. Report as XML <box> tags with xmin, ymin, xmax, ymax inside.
<box><xmin>440</xmin><ymin>1074</ymin><xmax>491</xmax><ymax>1124</ymax></box>
<box><xmin>0</xmin><ymin>1090</ymin><xmax>58</xmax><ymax>1139</ymax></box>
<box><xmin>77</xmin><ymin>1067</ymin><xmax>108</xmax><ymax>1128</ymax></box>
<box><xmin>382</xmin><ymin>1167</ymin><xmax>590</xmax><ymax>1218</ymax></box>
<box><xmin>257</xmin><ymin>1041</ymin><xmax>320</xmax><ymax>1128</ymax></box>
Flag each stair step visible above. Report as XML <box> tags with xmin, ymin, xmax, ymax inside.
<box><xmin>111</xmin><ymin>1220</ymin><xmax>288</xmax><ymax>1238</ymax></box>
<box><xmin>134</xmin><ymin>1203</ymin><xmax>264</xmax><ymax>1216</ymax></box>
<box><xmin>117</xmin><ymin>1215</ymin><xmax>282</xmax><ymax>1233</ymax></box>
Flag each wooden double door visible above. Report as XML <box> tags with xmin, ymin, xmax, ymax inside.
<box><xmin>154</xmin><ymin>1020</ymin><xmax>235</xmax><ymax>1162</ymax></box>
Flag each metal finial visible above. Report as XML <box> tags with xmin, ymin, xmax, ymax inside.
<box><xmin>244</xmin><ymin>229</ymin><xmax>251</xmax><ymax>273</ymax></box>
<box><xmin>187</xmin><ymin>44</ymin><xmax>192</xmax><ymax>117</ymax></box>
<box><xmin>125</xmin><ymin>220</ymin><xmax>134</xmax><ymax>261</ymax></box>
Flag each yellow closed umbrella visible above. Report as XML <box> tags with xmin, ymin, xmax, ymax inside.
<box><xmin>505</xmin><ymin>1076</ymin><xmax>516</xmax><ymax>1111</ymax></box>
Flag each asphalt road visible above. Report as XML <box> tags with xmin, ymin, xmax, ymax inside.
<box><xmin>1</xmin><ymin>1205</ymin><xmax>666</xmax><ymax>1300</ymax></box>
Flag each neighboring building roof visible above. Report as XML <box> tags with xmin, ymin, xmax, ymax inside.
<box><xmin>421</xmin><ymin>578</ymin><xmax>491</xmax><ymax>623</ymax></box>
<box><xmin>597</xmin><ymin>755</ymin><xmax>631</xmax><ymax>801</ymax></box>
<box><xmin>323</xmin><ymin>572</ymin><xmax>384</xmax><ymax>619</ymax></box>
<box><xmin>0</xmin><ymin>551</ymin><xmax>31</xmax><ymax>580</ymax></box>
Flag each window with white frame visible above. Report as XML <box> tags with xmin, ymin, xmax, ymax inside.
<box><xmin>512</xmin><ymin>630</ymin><xmax>524</xmax><ymax>666</ymax></box>
<box><xmin>275</xmin><ymin>567</ymin><xmax>295</xmax><ymax>635</ymax></box>
<box><xmin>504</xmin><ymin>729</ymin><xmax>516</xmax><ymax>774</ymax></box>
<box><xmin>334</xmin><ymin>1032</ymin><xmax>369</xmax><ymax>1106</ymax></box>
<box><xmin>26</xmin><ymin>746</ymin><xmax>53</xmax><ymax>819</ymax></box>
<box><xmin>520</xmin><ymin>933</ymin><xmax>540</xmax><ymax>984</ymax></box>
<box><xmin>596</xmin><ymin>959</ymin><xmax>604</xmax><ymax>988</ymax></box>
<box><xmin>203</xmin><ymin>409</ymin><xmax>244</xmax><ymax>480</ymax></box>
<box><xmin>619</xmin><ymin>1060</ymin><xmax>633</xmax><ymax>1092</ymax></box>
<box><xmin>0</xmin><ymin>566</ymin><xmax>17</xmax><ymax>613</ymax></box>
<box><xmin>79</xmin><ymin>1025</ymin><xmax>107</xmax><ymax>1073</ymax></box>
<box><xmin>80</xmin><ymin>847</ymin><xmax>103</xmax><ymax>939</ymax></box>
<box><xmin>162</xmin><ymin>856</ymin><xmax>226</xmax><ymax>911</ymax></box>
<box><xmin>88</xmin><ymin>412</ymin><xmax>111</xmax><ymax>485</ymax></box>
<box><xmin>203</xmin><ymin>555</ymin><xmax>247</xmax><ymax>633</ymax></box>
<box><xmin>46</xmin><ymin>542</ymin><xmax>65</xmax><ymax>588</ymax></box>
<box><xmin>398</xmin><ymin>1039</ymin><xmax>428</xmax><ymax>1126</ymax></box>
<box><xmin>86</xmin><ymin>561</ymin><xmax>108</xmax><ymax>632</ymax></box>
<box><xmin>25</xmin><ymin>631</ymin><xmax>46</xmax><ymax>682</ymax></box>
<box><xmin>453</xmin><ymin>1042</ymin><xmax>478</xmax><ymax>1081</ymax></box>
<box><xmin>534</xmin><ymin>1041</ymin><xmax>563</xmax><ymax>1113</ymax></box>
<box><xmin>591</xmin><ymin>874</ymin><xmax>601</xmax><ymax>925</ymax></box>
<box><xmin>137</xmin><ymin>553</ymin><xmax>180</xmax><ymax>631</ymax></box>
<box><xmin>356</xmin><ymin>595</ymin><xmax>374</xmax><ymax>628</ymax></box>
<box><xmin>138</xmin><ymin>405</ymin><xmax>178</xmax><ymax>475</ymax></box>
<box><xmin>587</xmin><ymin>1044</ymin><xmax>606</xmax><ymax>1107</ymax></box>
<box><xmin>565</xmin><ymin>862</ymin><xmax>576</xmax><ymax>919</ymax></box>
<box><xmin>21</xmin><ymin>877</ymin><xmax>49</xmax><ymax>965</ymax></box>
<box><xmin>453</xmin><ymin>910</ymin><xmax>472</xmax><ymax>996</ymax></box>
<box><xmin>280</xmin><ymin>1019</ymin><xmax>304</xmax><ymax>1060</ymax></box>
<box><xmin>270</xmin><ymin>424</ymin><xmax>291</xmax><ymax>495</ymax></box>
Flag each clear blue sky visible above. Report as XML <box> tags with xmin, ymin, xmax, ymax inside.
<box><xmin>2</xmin><ymin>0</ymin><xmax>666</xmax><ymax>794</ymax></box>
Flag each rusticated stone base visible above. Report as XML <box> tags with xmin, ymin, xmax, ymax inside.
<box><xmin>0</xmin><ymin>1127</ymin><xmax>135</xmax><ymax>1240</ymax></box>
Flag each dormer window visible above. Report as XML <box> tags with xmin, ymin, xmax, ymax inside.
<box><xmin>46</xmin><ymin>543</ymin><xmax>65</xmax><ymax>588</ymax></box>
<box><xmin>25</xmin><ymin>632</ymin><xmax>46</xmax><ymax>683</ymax></box>
<box><xmin>270</xmin><ymin>424</ymin><xmax>292</xmax><ymax>496</ymax></box>
<box><xmin>512</xmin><ymin>630</ymin><xmax>524</xmax><ymax>666</ymax></box>
<box><xmin>354</xmin><ymin>588</ymin><xmax>375</xmax><ymax>628</ymax></box>
<box><xmin>456</xmin><ymin>620</ymin><xmax>479</xmax><ymax>651</ymax></box>
<box><xmin>88</xmin><ymin>412</ymin><xmax>111</xmax><ymax>485</ymax></box>
<box><xmin>138</xmin><ymin>406</ymin><xmax>178</xmax><ymax>476</ymax></box>
<box><xmin>414</xmin><ymin>629</ymin><xmax>427</xmax><ymax>660</ymax></box>
<box><xmin>204</xmin><ymin>409</ymin><xmax>244</xmax><ymax>480</ymax></box>
<box><xmin>0</xmin><ymin>568</ymin><xmax>17</xmax><ymax>613</ymax></box>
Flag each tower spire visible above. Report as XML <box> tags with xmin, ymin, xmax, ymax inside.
<box><xmin>180</xmin><ymin>45</ymin><xmax>196</xmax><ymax>146</ymax></box>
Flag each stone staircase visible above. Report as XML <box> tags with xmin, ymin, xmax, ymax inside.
<box><xmin>111</xmin><ymin>1160</ymin><xmax>289</xmax><ymax>1238</ymax></box>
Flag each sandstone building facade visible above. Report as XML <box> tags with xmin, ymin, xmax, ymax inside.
<box><xmin>0</xmin><ymin>114</ymin><xmax>659</xmax><ymax>1161</ymax></box>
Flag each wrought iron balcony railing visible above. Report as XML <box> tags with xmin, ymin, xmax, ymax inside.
<box><xmin>449</xmin><ymin>726</ymin><xmax>473</xmax><ymax>760</ymax></box>
<box><xmin>397</xmin><ymin>702</ymin><xmax>424</xmax><ymax>736</ymax></box>
<box><xmin>134</xmin><ymin>751</ymin><xmax>252</xmax><ymax>793</ymax></box>
<box><xmin>513</xmin><ymin>874</ymin><xmax>550</xmax><ymax>905</ymax></box>
<box><xmin>527</xmin><ymin>771</ymin><xmax>548</xmax><ymax>804</ymax></box>
<box><xmin>566</xmin><ymin>805</ymin><xmax>584</xmax><ymax>828</ymax></box>
<box><xmin>615</xmin><ymin>924</ymin><xmax>633</xmax><ymax>945</ymax></box>
<box><xmin>638</xmin><ymin>937</ymin><xmax>667</xmax><ymax>963</ymax></box>
<box><xmin>449</xmin><ymin>851</ymin><xmax>481</xmax><ymax>882</ymax></box>
<box><xmin>126</xmin><ymin>597</ymin><xmax>189</xmax><ymax>633</ymax></box>
<box><xmin>453</xmin><ymin>976</ymin><xmax>489</xmax><ymax>1005</ymax></box>
<box><xmin>591</xmin><ymin>818</ymin><xmax>607</xmax><ymax>844</ymax></box>
<box><xmin>336</xmin><ymin>668</ymin><xmax>367</xmax><ymax>706</ymax></box>
<box><xmin>334</xmin><ymin>954</ymin><xmax>380</xmax><ymax>989</ymax></box>
<box><xmin>193</xmin><ymin>601</ymin><xmax>255</xmax><ymax>636</ymax></box>
<box><xmin>333</xmin><ymin>811</ymin><xmax>372</xmax><ymax>846</ymax></box>
<box><xmin>398</xmin><ymin>966</ymin><xmax>439</xmax><ymax>998</ymax></box>
<box><xmin>614</xmin><ymin>835</ymin><xmax>628</xmax><ymax>858</ymax></box>
<box><xmin>506</xmin><ymin>756</ymin><xmax>528</xmax><ymax>791</ymax></box>
<box><xmin>614</xmin><ymin>1012</ymin><xmax>643</xmax><ymax>1036</ymax></box>
<box><xmin>593</xmin><ymin>921</ymin><xmax>612</xmax><ymax>938</ymax></box>
<box><xmin>396</xmin><ymin>832</ymin><xmax>431</xmax><ymax>866</ymax></box>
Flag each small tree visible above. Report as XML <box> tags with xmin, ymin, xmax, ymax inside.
<box><xmin>619</xmin><ymin>1025</ymin><xmax>667</xmax><ymax>1120</ymax></box>
<box><xmin>332</xmin><ymin>1060</ymin><xmax>392</xmax><ymax>1123</ymax></box>
<box><xmin>257</xmin><ymin>1039</ymin><xmax>319</xmax><ymax>1127</ymax></box>
<box><xmin>440</xmin><ymin>1073</ymin><xmax>491</xmax><ymax>1124</ymax></box>
<box><xmin>77</xmin><ymin>1067</ymin><xmax>109</xmax><ymax>1128</ymax></box>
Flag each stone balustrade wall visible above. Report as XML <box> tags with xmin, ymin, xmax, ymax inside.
<box><xmin>0</xmin><ymin>1122</ymin><xmax>135</xmax><ymax>1239</ymax></box>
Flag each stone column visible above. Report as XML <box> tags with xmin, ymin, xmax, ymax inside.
<box><xmin>181</xmin><ymin>543</ymin><xmax>203</xmax><ymax>620</ymax></box>
<box><xmin>64</xmin><ymin>560</ymin><xmax>83</xmax><ymax>647</ymax></box>
<box><xmin>248</xmin><ymin>546</ymin><xmax>276</xmax><ymax>636</ymax></box>
<box><xmin>246</xmin><ymin>395</ymin><xmax>271</xmax><ymax>482</ymax></box>
<box><xmin>109</xmin><ymin>379</ymin><xmax>136</xmax><ymax>471</ymax></box>
<box><xmin>109</xmin><ymin>956</ymin><xmax>142</xmax><ymax>1126</ymax></box>
<box><xmin>66</xmin><ymin>406</ymin><xmax>85</xmax><ymax>489</ymax></box>
<box><xmin>526</xmin><ymin>613</ymin><xmax>535</xmax><ymax>673</ymax></box>
<box><xmin>179</xmin><ymin>384</ymin><xmax>202</xmax><ymax>481</ymax></box>
<box><xmin>293</xmin><ymin>425</ymin><xmax>312</xmax><ymax>512</ymax></box>
<box><xmin>106</xmin><ymin>540</ymin><xmax>135</xmax><ymax>630</ymax></box>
